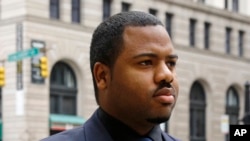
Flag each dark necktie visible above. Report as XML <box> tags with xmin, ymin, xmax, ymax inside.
<box><xmin>138</xmin><ymin>137</ymin><xmax>153</xmax><ymax>141</ymax></box>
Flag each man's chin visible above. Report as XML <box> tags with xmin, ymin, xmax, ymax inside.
<box><xmin>146</xmin><ymin>116</ymin><xmax>170</xmax><ymax>124</ymax></box>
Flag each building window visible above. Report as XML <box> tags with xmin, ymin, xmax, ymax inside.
<box><xmin>165</xmin><ymin>13</ymin><xmax>173</xmax><ymax>38</ymax></box>
<box><xmin>238</xmin><ymin>30</ymin><xmax>244</xmax><ymax>57</ymax></box>
<box><xmin>225</xmin><ymin>0</ymin><xmax>228</xmax><ymax>9</ymax></box>
<box><xmin>232</xmin><ymin>0</ymin><xmax>238</xmax><ymax>12</ymax></box>
<box><xmin>226</xmin><ymin>87</ymin><xmax>239</xmax><ymax>124</ymax></box>
<box><xmin>197</xmin><ymin>0</ymin><xmax>205</xmax><ymax>4</ymax></box>
<box><xmin>72</xmin><ymin>0</ymin><xmax>81</xmax><ymax>23</ymax></box>
<box><xmin>50</xmin><ymin>0</ymin><xmax>60</xmax><ymax>19</ymax></box>
<box><xmin>225</xmin><ymin>0</ymin><xmax>239</xmax><ymax>12</ymax></box>
<box><xmin>225</xmin><ymin>27</ymin><xmax>231</xmax><ymax>54</ymax></box>
<box><xmin>122</xmin><ymin>2</ymin><xmax>130</xmax><ymax>12</ymax></box>
<box><xmin>190</xmin><ymin>81</ymin><xmax>206</xmax><ymax>141</ymax></box>
<box><xmin>103</xmin><ymin>0</ymin><xmax>111</xmax><ymax>21</ymax></box>
<box><xmin>149</xmin><ymin>8</ymin><xmax>157</xmax><ymax>16</ymax></box>
<box><xmin>204</xmin><ymin>22</ymin><xmax>211</xmax><ymax>49</ymax></box>
<box><xmin>190</xmin><ymin>19</ymin><xmax>196</xmax><ymax>47</ymax></box>
<box><xmin>225</xmin><ymin>87</ymin><xmax>239</xmax><ymax>141</ymax></box>
<box><xmin>50</xmin><ymin>62</ymin><xmax>77</xmax><ymax>115</ymax></box>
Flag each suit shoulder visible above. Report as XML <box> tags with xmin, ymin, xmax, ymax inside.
<box><xmin>40</xmin><ymin>126</ymin><xmax>86</xmax><ymax>141</ymax></box>
<box><xmin>162</xmin><ymin>132</ymin><xmax>181</xmax><ymax>141</ymax></box>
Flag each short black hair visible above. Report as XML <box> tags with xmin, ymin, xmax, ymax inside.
<box><xmin>90</xmin><ymin>11</ymin><xmax>164</xmax><ymax>104</ymax></box>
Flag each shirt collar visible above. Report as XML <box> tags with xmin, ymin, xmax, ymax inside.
<box><xmin>97</xmin><ymin>107</ymin><xmax>164</xmax><ymax>141</ymax></box>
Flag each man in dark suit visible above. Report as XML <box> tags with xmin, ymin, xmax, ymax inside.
<box><xmin>41</xmin><ymin>11</ymin><xmax>180</xmax><ymax>141</ymax></box>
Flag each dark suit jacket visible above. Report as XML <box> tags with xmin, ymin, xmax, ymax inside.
<box><xmin>40</xmin><ymin>110</ymin><xmax>180</xmax><ymax>141</ymax></box>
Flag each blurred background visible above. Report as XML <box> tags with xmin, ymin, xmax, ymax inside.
<box><xmin>0</xmin><ymin>0</ymin><xmax>249</xmax><ymax>141</ymax></box>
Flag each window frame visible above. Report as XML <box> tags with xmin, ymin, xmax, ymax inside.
<box><xmin>225</xmin><ymin>86</ymin><xmax>239</xmax><ymax>141</ymax></box>
<box><xmin>225</xmin><ymin>27</ymin><xmax>232</xmax><ymax>54</ymax></box>
<box><xmin>121</xmin><ymin>2</ymin><xmax>130</xmax><ymax>12</ymax></box>
<box><xmin>232</xmin><ymin>0</ymin><xmax>239</xmax><ymax>12</ymax></box>
<box><xmin>190</xmin><ymin>81</ymin><xmax>206</xmax><ymax>141</ymax></box>
<box><xmin>149</xmin><ymin>8</ymin><xmax>157</xmax><ymax>16</ymax></box>
<box><xmin>238</xmin><ymin>30</ymin><xmax>244</xmax><ymax>57</ymax></box>
<box><xmin>225</xmin><ymin>87</ymin><xmax>239</xmax><ymax>123</ymax></box>
<box><xmin>225</xmin><ymin>0</ymin><xmax>228</xmax><ymax>9</ymax></box>
<box><xmin>166</xmin><ymin>12</ymin><xmax>173</xmax><ymax>38</ymax></box>
<box><xmin>103</xmin><ymin>0</ymin><xmax>111</xmax><ymax>21</ymax></box>
<box><xmin>71</xmin><ymin>0</ymin><xmax>81</xmax><ymax>23</ymax></box>
<box><xmin>204</xmin><ymin>22</ymin><xmax>211</xmax><ymax>50</ymax></box>
<box><xmin>189</xmin><ymin>19</ymin><xmax>196</xmax><ymax>47</ymax></box>
<box><xmin>50</xmin><ymin>0</ymin><xmax>60</xmax><ymax>19</ymax></box>
<box><xmin>50</xmin><ymin>62</ymin><xmax>77</xmax><ymax>115</ymax></box>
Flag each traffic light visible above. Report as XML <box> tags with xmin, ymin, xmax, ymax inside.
<box><xmin>39</xmin><ymin>56</ymin><xmax>49</xmax><ymax>78</ymax></box>
<box><xmin>0</xmin><ymin>67</ymin><xmax>5</xmax><ymax>87</ymax></box>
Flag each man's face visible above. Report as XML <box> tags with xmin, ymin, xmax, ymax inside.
<box><xmin>103</xmin><ymin>25</ymin><xmax>178</xmax><ymax>128</ymax></box>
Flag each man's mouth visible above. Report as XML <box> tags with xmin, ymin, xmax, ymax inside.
<box><xmin>153</xmin><ymin>87</ymin><xmax>175</xmax><ymax>104</ymax></box>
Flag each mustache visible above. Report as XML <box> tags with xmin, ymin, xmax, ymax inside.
<box><xmin>158</xmin><ymin>80</ymin><xmax>172</xmax><ymax>89</ymax></box>
<box><xmin>154</xmin><ymin>80</ymin><xmax>176</xmax><ymax>96</ymax></box>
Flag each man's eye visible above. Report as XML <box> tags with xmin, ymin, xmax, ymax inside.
<box><xmin>140</xmin><ymin>60</ymin><xmax>152</xmax><ymax>66</ymax></box>
<box><xmin>167</xmin><ymin>61</ymin><xmax>176</xmax><ymax>68</ymax></box>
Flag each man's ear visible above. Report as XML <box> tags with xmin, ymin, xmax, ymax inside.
<box><xmin>93</xmin><ymin>62</ymin><xmax>111</xmax><ymax>90</ymax></box>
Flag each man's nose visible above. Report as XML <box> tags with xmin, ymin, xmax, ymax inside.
<box><xmin>154</xmin><ymin>62</ymin><xmax>174</xmax><ymax>84</ymax></box>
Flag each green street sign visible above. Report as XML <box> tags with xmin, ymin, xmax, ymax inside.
<box><xmin>8</xmin><ymin>48</ymin><xmax>40</xmax><ymax>62</ymax></box>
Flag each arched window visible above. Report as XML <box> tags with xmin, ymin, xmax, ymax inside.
<box><xmin>50</xmin><ymin>62</ymin><xmax>77</xmax><ymax>115</ymax></box>
<box><xmin>190</xmin><ymin>81</ymin><xmax>206</xmax><ymax>141</ymax></box>
<box><xmin>225</xmin><ymin>87</ymin><xmax>239</xmax><ymax>124</ymax></box>
<box><xmin>225</xmin><ymin>87</ymin><xmax>239</xmax><ymax>141</ymax></box>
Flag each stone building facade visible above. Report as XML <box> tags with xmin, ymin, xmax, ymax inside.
<box><xmin>0</xmin><ymin>0</ymin><xmax>249</xmax><ymax>141</ymax></box>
